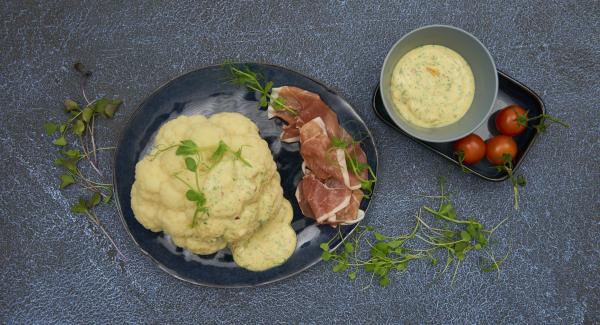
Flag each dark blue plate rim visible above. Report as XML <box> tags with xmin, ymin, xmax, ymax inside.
<box><xmin>112</xmin><ymin>62</ymin><xmax>379</xmax><ymax>288</ymax></box>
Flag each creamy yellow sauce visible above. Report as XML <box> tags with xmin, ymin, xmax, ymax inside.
<box><xmin>391</xmin><ymin>45</ymin><xmax>475</xmax><ymax>128</ymax></box>
<box><xmin>131</xmin><ymin>113</ymin><xmax>296</xmax><ymax>272</ymax></box>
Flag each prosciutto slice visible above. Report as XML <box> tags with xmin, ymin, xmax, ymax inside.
<box><xmin>268</xmin><ymin>86</ymin><xmax>343</xmax><ymax>140</ymax></box>
<box><xmin>297</xmin><ymin>175</ymin><xmax>352</xmax><ymax>223</ymax></box>
<box><xmin>269</xmin><ymin>86</ymin><xmax>372</xmax><ymax>225</ymax></box>
<box><xmin>299</xmin><ymin>117</ymin><xmax>351</xmax><ymax>188</ymax></box>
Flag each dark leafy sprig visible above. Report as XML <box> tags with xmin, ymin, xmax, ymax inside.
<box><xmin>320</xmin><ymin>178</ymin><xmax>510</xmax><ymax>287</ymax></box>
<box><xmin>226</xmin><ymin>65</ymin><xmax>298</xmax><ymax>115</ymax></box>
<box><xmin>43</xmin><ymin>62</ymin><xmax>124</xmax><ymax>259</ymax></box>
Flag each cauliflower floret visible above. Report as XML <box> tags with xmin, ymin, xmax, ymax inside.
<box><xmin>131</xmin><ymin>113</ymin><xmax>296</xmax><ymax>271</ymax></box>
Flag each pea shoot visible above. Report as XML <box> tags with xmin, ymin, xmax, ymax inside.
<box><xmin>321</xmin><ymin>178</ymin><xmax>510</xmax><ymax>288</ymax></box>
<box><xmin>330</xmin><ymin>136</ymin><xmax>377</xmax><ymax>197</ymax></box>
<box><xmin>43</xmin><ymin>62</ymin><xmax>124</xmax><ymax>259</ymax></box>
<box><xmin>226</xmin><ymin>64</ymin><xmax>298</xmax><ymax>115</ymax></box>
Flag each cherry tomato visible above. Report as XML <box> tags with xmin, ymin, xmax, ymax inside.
<box><xmin>453</xmin><ymin>134</ymin><xmax>486</xmax><ymax>164</ymax></box>
<box><xmin>495</xmin><ymin>105</ymin><xmax>528</xmax><ymax>136</ymax></box>
<box><xmin>486</xmin><ymin>135</ymin><xmax>518</xmax><ymax>165</ymax></box>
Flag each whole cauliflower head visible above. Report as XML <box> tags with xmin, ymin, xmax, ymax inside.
<box><xmin>131</xmin><ymin>112</ymin><xmax>296</xmax><ymax>271</ymax></box>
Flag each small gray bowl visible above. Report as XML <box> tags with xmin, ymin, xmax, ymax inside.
<box><xmin>380</xmin><ymin>25</ymin><xmax>498</xmax><ymax>143</ymax></box>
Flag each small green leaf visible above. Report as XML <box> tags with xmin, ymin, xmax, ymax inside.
<box><xmin>64</xmin><ymin>99</ymin><xmax>80</xmax><ymax>112</ymax></box>
<box><xmin>59</xmin><ymin>174</ymin><xmax>75</xmax><ymax>189</ymax></box>
<box><xmin>81</xmin><ymin>106</ymin><xmax>94</xmax><ymax>123</ymax></box>
<box><xmin>62</xmin><ymin>149</ymin><xmax>81</xmax><ymax>158</ymax></box>
<box><xmin>517</xmin><ymin>175</ymin><xmax>526</xmax><ymax>187</ymax></box>
<box><xmin>185</xmin><ymin>190</ymin><xmax>205</xmax><ymax>204</ymax></box>
<box><xmin>59</xmin><ymin>123</ymin><xmax>67</xmax><ymax>133</ymax></box>
<box><xmin>396</xmin><ymin>262</ymin><xmax>407</xmax><ymax>271</ymax></box>
<box><xmin>379</xmin><ymin>276</ymin><xmax>390</xmax><ymax>287</ymax></box>
<box><xmin>332</xmin><ymin>262</ymin><xmax>347</xmax><ymax>273</ymax></box>
<box><xmin>93</xmin><ymin>98</ymin><xmax>108</xmax><ymax>115</ymax></box>
<box><xmin>210</xmin><ymin>140</ymin><xmax>229</xmax><ymax>162</ymax></box>
<box><xmin>71</xmin><ymin>199</ymin><xmax>88</xmax><ymax>214</ymax></box>
<box><xmin>319</xmin><ymin>243</ymin><xmax>329</xmax><ymax>251</ymax></box>
<box><xmin>88</xmin><ymin>192</ymin><xmax>101</xmax><ymax>208</ymax></box>
<box><xmin>460</xmin><ymin>230</ymin><xmax>472</xmax><ymax>242</ymax></box>
<box><xmin>72</xmin><ymin>119</ymin><xmax>85</xmax><ymax>136</ymax></box>
<box><xmin>185</xmin><ymin>157</ymin><xmax>197</xmax><ymax>172</ymax></box>
<box><xmin>365</xmin><ymin>225</ymin><xmax>374</xmax><ymax>231</ymax></box>
<box><xmin>387</xmin><ymin>240</ymin><xmax>403</xmax><ymax>248</ymax></box>
<box><xmin>344</xmin><ymin>242</ymin><xmax>354</xmax><ymax>253</ymax></box>
<box><xmin>264</xmin><ymin>81</ymin><xmax>273</xmax><ymax>93</ymax></box>
<box><xmin>322</xmin><ymin>251</ymin><xmax>332</xmax><ymax>261</ymax></box>
<box><xmin>374</xmin><ymin>232</ymin><xmax>385</xmax><ymax>241</ymax></box>
<box><xmin>348</xmin><ymin>271</ymin><xmax>357</xmax><ymax>280</ymax></box>
<box><xmin>43</xmin><ymin>122</ymin><xmax>58</xmax><ymax>135</ymax></box>
<box><xmin>259</xmin><ymin>95</ymin><xmax>267</xmax><ymax>107</ymax></box>
<box><xmin>331</xmin><ymin>136</ymin><xmax>348</xmax><ymax>149</ymax></box>
<box><xmin>176</xmin><ymin>140</ymin><xmax>198</xmax><ymax>156</ymax></box>
<box><xmin>52</xmin><ymin>136</ymin><xmax>67</xmax><ymax>146</ymax></box>
<box><xmin>103</xmin><ymin>99</ymin><xmax>122</xmax><ymax>118</ymax></box>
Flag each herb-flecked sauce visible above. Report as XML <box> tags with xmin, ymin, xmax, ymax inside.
<box><xmin>391</xmin><ymin>45</ymin><xmax>475</xmax><ymax>128</ymax></box>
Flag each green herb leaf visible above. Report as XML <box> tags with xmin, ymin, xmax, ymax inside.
<box><xmin>319</xmin><ymin>243</ymin><xmax>329</xmax><ymax>251</ymax></box>
<box><xmin>59</xmin><ymin>123</ymin><xmax>67</xmax><ymax>133</ymax></box>
<box><xmin>72</xmin><ymin>119</ymin><xmax>85</xmax><ymax>136</ymax></box>
<box><xmin>52</xmin><ymin>136</ymin><xmax>68</xmax><ymax>146</ymax></box>
<box><xmin>62</xmin><ymin>149</ymin><xmax>81</xmax><ymax>158</ymax></box>
<box><xmin>59</xmin><ymin>174</ymin><xmax>75</xmax><ymax>189</ymax></box>
<box><xmin>348</xmin><ymin>271</ymin><xmax>357</xmax><ymax>280</ymax></box>
<box><xmin>185</xmin><ymin>190</ymin><xmax>205</xmax><ymax>204</ymax></box>
<box><xmin>71</xmin><ymin>199</ymin><xmax>89</xmax><ymax>214</ymax></box>
<box><xmin>88</xmin><ymin>192</ymin><xmax>101</xmax><ymax>208</ymax></box>
<box><xmin>331</xmin><ymin>136</ymin><xmax>348</xmax><ymax>149</ymax></box>
<box><xmin>103</xmin><ymin>99</ymin><xmax>122</xmax><ymax>118</ymax></box>
<box><xmin>185</xmin><ymin>157</ymin><xmax>197</xmax><ymax>172</ymax></box>
<box><xmin>517</xmin><ymin>175</ymin><xmax>526</xmax><ymax>187</ymax></box>
<box><xmin>93</xmin><ymin>98</ymin><xmax>108</xmax><ymax>115</ymax></box>
<box><xmin>81</xmin><ymin>106</ymin><xmax>94</xmax><ymax>123</ymax></box>
<box><xmin>176</xmin><ymin>140</ymin><xmax>199</xmax><ymax>156</ymax></box>
<box><xmin>64</xmin><ymin>99</ymin><xmax>80</xmax><ymax>112</ymax></box>
<box><xmin>379</xmin><ymin>276</ymin><xmax>390</xmax><ymax>287</ymax></box>
<box><xmin>210</xmin><ymin>140</ymin><xmax>229</xmax><ymax>162</ymax></box>
<box><xmin>43</xmin><ymin>122</ymin><xmax>58</xmax><ymax>135</ymax></box>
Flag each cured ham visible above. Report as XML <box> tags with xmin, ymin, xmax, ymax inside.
<box><xmin>298</xmin><ymin>117</ymin><xmax>350</xmax><ymax>188</ymax></box>
<box><xmin>269</xmin><ymin>86</ymin><xmax>371</xmax><ymax>226</ymax></box>
<box><xmin>296</xmin><ymin>175</ymin><xmax>352</xmax><ymax>223</ymax></box>
<box><xmin>268</xmin><ymin>86</ymin><xmax>343</xmax><ymax>141</ymax></box>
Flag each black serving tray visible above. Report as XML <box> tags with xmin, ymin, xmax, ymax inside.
<box><xmin>372</xmin><ymin>70</ymin><xmax>545</xmax><ymax>181</ymax></box>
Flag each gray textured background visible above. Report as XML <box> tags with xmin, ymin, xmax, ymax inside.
<box><xmin>1</xmin><ymin>1</ymin><xmax>599</xmax><ymax>324</ymax></box>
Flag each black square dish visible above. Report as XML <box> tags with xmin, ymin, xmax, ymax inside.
<box><xmin>372</xmin><ymin>70</ymin><xmax>545</xmax><ymax>181</ymax></box>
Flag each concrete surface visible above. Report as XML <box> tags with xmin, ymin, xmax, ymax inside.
<box><xmin>1</xmin><ymin>1</ymin><xmax>598</xmax><ymax>324</ymax></box>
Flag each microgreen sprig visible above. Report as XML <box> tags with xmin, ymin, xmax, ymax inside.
<box><xmin>516</xmin><ymin>111</ymin><xmax>570</xmax><ymax>133</ymax></box>
<box><xmin>43</xmin><ymin>62</ymin><xmax>124</xmax><ymax>259</ymax></box>
<box><xmin>330</xmin><ymin>136</ymin><xmax>377</xmax><ymax>197</ymax></box>
<box><xmin>494</xmin><ymin>154</ymin><xmax>526</xmax><ymax>210</ymax></box>
<box><xmin>226</xmin><ymin>64</ymin><xmax>298</xmax><ymax>115</ymax></box>
<box><xmin>155</xmin><ymin>139</ymin><xmax>253</xmax><ymax>227</ymax></box>
<box><xmin>321</xmin><ymin>178</ymin><xmax>509</xmax><ymax>288</ymax></box>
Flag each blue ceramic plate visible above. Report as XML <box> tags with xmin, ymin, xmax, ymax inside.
<box><xmin>113</xmin><ymin>63</ymin><xmax>378</xmax><ymax>287</ymax></box>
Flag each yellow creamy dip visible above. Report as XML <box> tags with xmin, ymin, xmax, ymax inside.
<box><xmin>391</xmin><ymin>45</ymin><xmax>475</xmax><ymax>128</ymax></box>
